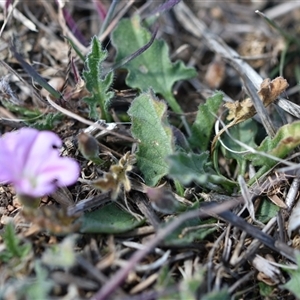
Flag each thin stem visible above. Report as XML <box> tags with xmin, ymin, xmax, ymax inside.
<box><xmin>98</xmin><ymin>0</ymin><xmax>120</xmax><ymax>37</ymax></box>
<box><xmin>91</xmin><ymin>198</ymin><xmax>243</xmax><ymax>300</ymax></box>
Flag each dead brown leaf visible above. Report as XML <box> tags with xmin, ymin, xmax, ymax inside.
<box><xmin>92</xmin><ymin>152</ymin><xmax>136</xmax><ymax>200</ymax></box>
<box><xmin>212</xmin><ymin>76</ymin><xmax>289</xmax><ymax>152</ymax></box>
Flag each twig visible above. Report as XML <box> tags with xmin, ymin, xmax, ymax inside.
<box><xmin>99</xmin><ymin>0</ymin><xmax>135</xmax><ymax>42</ymax></box>
<box><xmin>91</xmin><ymin>198</ymin><xmax>243</xmax><ymax>300</ymax></box>
<box><xmin>173</xmin><ymin>1</ymin><xmax>300</xmax><ymax>120</ymax></box>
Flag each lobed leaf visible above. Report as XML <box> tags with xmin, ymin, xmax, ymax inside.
<box><xmin>128</xmin><ymin>90</ymin><xmax>174</xmax><ymax>186</ymax></box>
<box><xmin>111</xmin><ymin>16</ymin><xmax>197</xmax><ymax>113</ymax></box>
<box><xmin>83</xmin><ymin>36</ymin><xmax>114</xmax><ymax>121</ymax></box>
<box><xmin>0</xmin><ymin>223</ymin><xmax>31</xmax><ymax>262</ymax></box>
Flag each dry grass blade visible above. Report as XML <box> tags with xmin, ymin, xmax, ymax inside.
<box><xmin>2</xmin><ymin>1</ymin><xmax>300</xmax><ymax>299</ymax></box>
<box><xmin>174</xmin><ymin>2</ymin><xmax>300</xmax><ymax>119</ymax></box>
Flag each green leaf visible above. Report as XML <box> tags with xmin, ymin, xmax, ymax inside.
<box><xmin>189</xmin><ymin>92</ymin><xmax>223</xmax><ymax>151</ymax></box>
<box><xmin>256</xmin><ymin>199</ymin><xmax>279</xmax><ymax>223</ymax></box>
<box><xmin>2</xmin><ymin>103</ymin><xmax>62</xmax><ymax>130</ymax></box>
<box><xmin>83</xmin><ymin>36</ymin><xmax>114</xmax><ymax>121</ymax></box>
<box><xmin>128</xmin><ymin>90</ymin><xmax>174</xmax><ymax>186</ymax></box>
<box><xmin>246</xmin><ymin>121</ymin><xmax>300</xmax><ymax>168</ymax></box>
<box><xmin>11</xmin><ymin>47</ymin><xmax>61</xmax><ymax>100</ymax></box>
<box><xmin>201</xmin><ymin>290</ymin><xmax>230</xmax><ymax>300</ymax></box>
<box><xmin>0</xmin><ymin>223</ymin><xmax>31</xmax><ymax>262</ymax></box>
<box><xmin>156</xmin><ymin>265</ymin><xmax>179</xmax><ymax>300</ymax></box>
<box><xmin>259</xmin><ymin>282</ymin><xmax>274</xmax><ymax>297</ymax></box>
<box><xmin>179</xmin><ymin>269</ymin><xmax>205</xmax><ymax>300</ymax></box>
<box><xmin>79</xmin><ymin>203</ymin><xmax>144</xmax><ymax>233</ymax></box>
<box><xmin>167</xmin><ymin>152</ymin><xmax>236</xmax><ymax>192</ymax></box>
<box><xmin>164</xmin><ymin>217</ymin><xmax>216</xmax><ymax>246</ymax></box>
<box><xmin>221</xmin><ymin>119</ymin><xmax>258</xmax><ymax>175</ymax></box>
<box><xmin>30</xmin><ymin>113</ymin><xmax>62</xmax><ymax>130</ymax></box>
<box><xmin>22</xmin><ymin>262</ymin><xmax>53</xmax><ymax>300</ymax></box>
<box><xmin>64</xmin><ymin>36</ymin><xmax>85</xmax><ymax>61</ymax></box>
<box><xmin>42</xmin><ymin>235</ymin><xmax>77</xmax><ymax>269</ymax></box>
<box><xmin>111</xmin><ymin>16</ymin><xmax>197</xmax><ymax>113</ymax></box>
<box><xmin>222</xmin><ymin>119</ymin><xmax>258</xmax><ymax>156</ymax></box>
<box><xmin>281</xmin><ymin>254</ymin><xmax>300</xmax><ymax>298</ymax></box>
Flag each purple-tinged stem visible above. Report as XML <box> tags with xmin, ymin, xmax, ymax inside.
<box><xmin>91</xmin><ymin>198</ymin><xmax>243</xmax><ymax>300</ymax></box>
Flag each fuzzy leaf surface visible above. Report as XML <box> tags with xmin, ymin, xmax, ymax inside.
<box><xmin>111</xmin><ymin>16</ymin><xmax>196</xmax><ymax>113</ymax></box>
<box><xmin>128</xmin><ymin>91</ymin><xmax>174</xmax><ymax>186</ymax></box>
<box><xmin>79</xmin><ymin>203</ymin><xmax>144</xmax><ymax>233</ymax></box>
<box><xmin>189</xmin><ymin>91</ymin><xmax>223</xmax><ymax>151</ymax></box>
<box><xmin>245</xmin><ymin>121</ymin><xmax>300</xmax><ymax>168</ymax></box>
<box><xmin>168</xmin><ymin>152</ymin><xmax>235</xmax><ymax>192</ymax></box>
<box><xmin>83</xmin><ymin>36</ymin><xmax>114</xmax><ymax>120</ymax></box>
<box><xmin>0</xmin><ymin>223</ymin><xmax>31</xmax><ymax>262</ymax></box>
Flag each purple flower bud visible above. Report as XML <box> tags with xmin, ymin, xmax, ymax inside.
<box><xmin>0</xmin><ymin>128</ymin><xmax>80</xmax><ymax>198</ymax></box>
<box><xmin>78</xmin><ymin>132</ymin><xmax>99</xmax><ymax>160</ymax></box>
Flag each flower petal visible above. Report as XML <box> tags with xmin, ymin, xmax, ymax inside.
<box><xmin>22</xmin><ymin>130</ymin><xmax>62</xmax><ymax>176</ymax></box>
<box><xmin>0</xmin><ymin>139</ymin><xmax>15</xmax><ymax>182</ymax></box>
<box><xmin>0</xmin><ymin>128</ymin><xmax>80</xmax><ymax>197</ymax></box>
<box><xmin>0</xmin><ymin>128</ymin><xmax>40</xmax><ymax>181</ymax></box>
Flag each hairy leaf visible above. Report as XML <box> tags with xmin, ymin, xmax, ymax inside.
<box><xmin>246</xmin><ymin>121</ymin><xmax>300</xmax><ymax>168</ymax></box>
<box><xmin>79</xmin><ymin>203</ymin><xmax>144</xmax><ymax>233</ymax></box>
<box><xmin>83</xmin><ymin>36</ymin><xmax>114</xmax><ymax>120</ymax></box>
<box><xmin>168</xmin><ymin>152</ymin><xmax>236</xmax><ymax>192</ymax></box>
<box><xmin>128</xmin><ymin>90</ymin><xmax>174</xmax><ymax>186</ymax></box>
<box><xmin>0</xmin><ymin>223</ymin><xmax>31</xmax><ymax>262</ymax></box>
<box><xmin>189</xmin><ymin>91</ymin><xmax>223</xmax><ymax>151</ymax></box>
<box><xmin>111</xmin><ymin>16</ymin><xmax>196</xmax><ymax>113</ymax></box>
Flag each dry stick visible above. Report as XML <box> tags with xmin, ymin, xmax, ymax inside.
<box><xmin>230</xmin><ymin>64</ymin><xmax>276</xmax><ymax>137</ymax></box>
<box><xmin>99</xmin><ymin>0</ymin><xmax>135</xmax><ymax>42</ymax></box>
<box><xmin>207</xmin><ymin>229</ymin><xmax>227</xmax><ymax>292</ymax></box>
<box><xmin>67</xmin><ymin>192</ymin><xmax>111</xmax><ymax>215</ymax></box>
<box><xmin>92</xmin><ymin>197</ymin><xmax>299</xmax><ymax>299</ymax></box>
<box><xmin>230</xmin><ymin>217</ymin><xmax>277</xmax><ymax>268</ymax></box>
<box><xmin>228</xmin><ymin>270</ymin><xmax>256</xmax><ymax>294</ymax></box>
<box><xmin>76</xmin><ymin>256</ymin><xmax>127</xmax><ymax>298</ymax></box>
<box><xmin>91</xmin><ymin>198</ymin><xmax>243</xmax><ymax>300</ymax></box>
<box><xmin>46</xmin><ymin>95</ymin><xmax>136</xmax><ymax>143</ymax></box>
<box><xmin>0</xmin><ymin>60</ymin><xmax>44</xmax><ymax>107</ymax></box>
<box><xmin>218</xmin><ymin>210</ymin><xmax>298</xmax><ymax>263</ymax></box>
<box><xmin>0</xmin><ymin>0</ymin><xmax>19</xmax><ymax>37</ymax></box>
<box><xmin>173</xmin><ymin>2</ymin><xmax>300</xmax><ymax>120</ymax></box>
<box><xmin>285</xmin><ymin>177</ymin><xmax>300</xmax><ymax>211</ymax></box>
<box><xmin>56</xmin><ymin>1</ymin><xmax>88</xmax><ymax>55</ymax></box>
<box><xmin>264</xmin><ymin>1</ymin><xmax>300</xmax><ymax>19</ymax></box>
<box><xmin>98</xmin><ymin>0</ymin><xmax>121</xmax><ymax>37</ymax></box>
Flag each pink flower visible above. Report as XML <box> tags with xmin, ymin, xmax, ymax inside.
<box><xmin>0</xmin><ymin>128</ymin><xmax>80</xmax><ymax>197</ymax></box>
